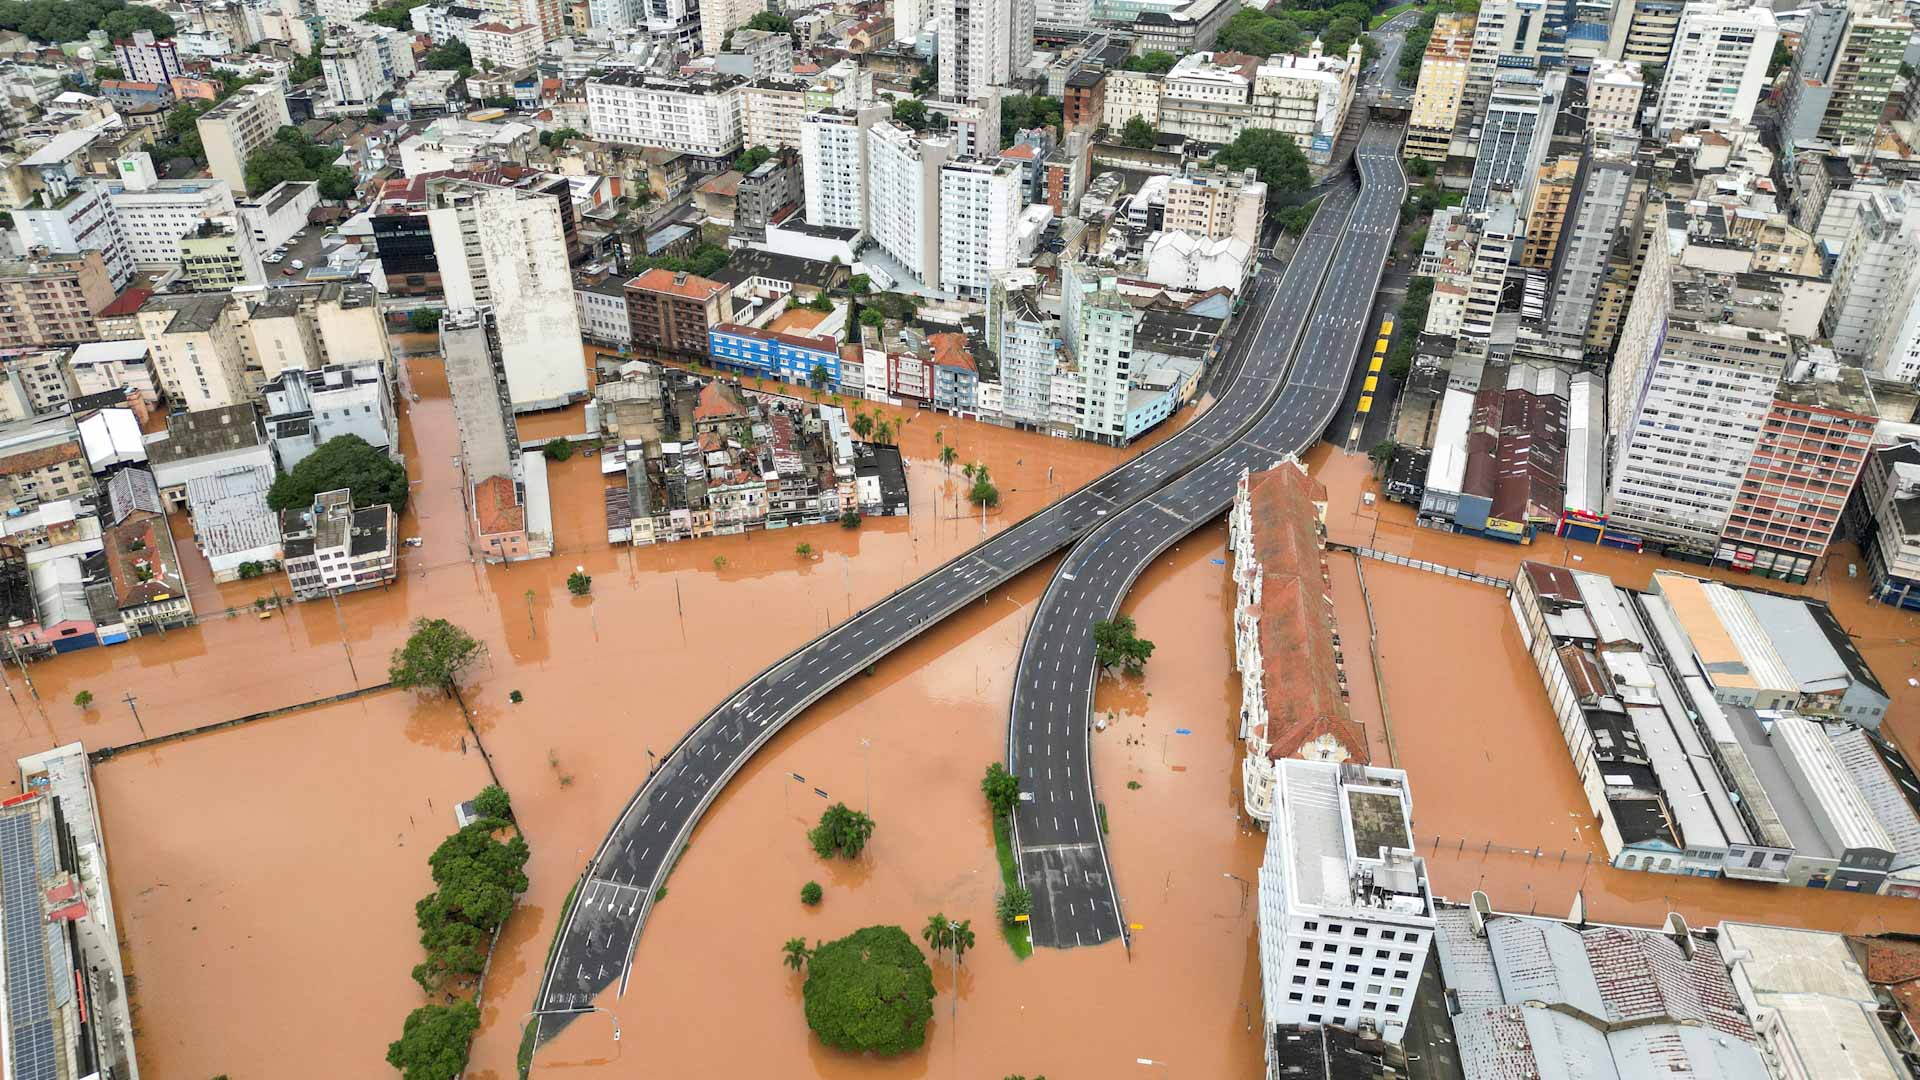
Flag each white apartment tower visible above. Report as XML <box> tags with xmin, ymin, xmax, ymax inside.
<box><xmin>1652</xmin><ymin>0</ymin><xmax>1778</xmax><ymax>135</ymax></box>
<box><xmin>1820</xmin><ymin>182</ymin><xmax>1920</xmax><ymax>376</ymax></box>
<box><xmin>940</xmin><ymin>0</ymin><xmax>1032</xmax><ymax>99</ymax></box>
<box><xmin>867</xmin><ymin>121</ymin><xmax>951</xmax><ymax>287</ymax></box>
<box><xmin>939</xmin><ymin>158</ymin><xmax>1023</xmax><ymax>298</ymax></box>
<box><xmin>801</xmin><ymin>106</ymin><xmax>888</xmax><ymax>234</ymax></box>
<box><xmin>1257</xmin><ymin>760</ymin><xmax>1435</xmax><ymax>1044</ymax></box>
<box><xmin>1605</xmin><ymin>258</ymin><xmax>1796</xmax><ymax>556</ymax></box>
<box><xmin>197</xmin><ymin>84</ymin><xmax>292</xmax><ymax>195</ymax></box>
<box><xmin>1586</xmin><ymin>58</ymin><xmax>1644</xmax><ymax>136</ymax></box>
<box><xmin>1064</xmin><ymin>264</ymin><xmax>1136</xmax><ymax>444</ymax></box>
<box><xmin>426</xmin><ymin>179</ymin><xmax>588</xmax><ymax>412</ymax></box>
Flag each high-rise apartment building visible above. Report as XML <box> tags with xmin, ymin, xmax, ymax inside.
<box><xmin>13</xmin><ymin>179</ymin><xmax>134</xmax><ymax>290</ymax></box>
<box><xmin>1463</xmin><ymin>0</ymin><xmax>1548</xmax><ymax>131</ymax></box>
<box><xmin>1717</xmin><ymin>365</ymin><xmax>1876</xmax><ymax>581</ymax></box>
<box><xmin>427</xmin><ymin>178</ymin><xmax>587</xmax><ymax>412</ymax></box>
<box><xmin>0</xmin><ymin>252</ymin><xmax>117</xmax><ymax>350</ymax></box>
<box><xmin>1407</xmin><ymin>13</ymin><xmax>1475</xmax><ymax>161</ymax></box>
<box><xmin>1819</xmin><ymin>182</ymin><xmax>1920</xmax><ymax>373</ymax></box>
<box><xmin>104</xmin><ymin>154</ymin><xmax>236</xmax><ymax>269</ymax></box>
<box><xmin>1605</xmin><ymin>259</ymin><xmax>1796</xmax><ymax>557</ymax></box>
<box><xmin>1652</xmin><ymin>0</ymin><xmax>1778</xmax><ymax>135</ymax></box>
<box><xmin>1520</xmin><ymin>157</ymin><xmax>1578</xmax><ymax>270</ymax></box>
<box><xmin>1466</xmin><ymin>73</ymin><xmax>1556</xmax><ymax>215</ymax></box>
<box><xmin>800</xmin><ymin>105</ymin><xmax>888</xmax><ymax>233</ymax></box>
<box><xmin>1163</xmin><ymin>166</ymin><xmax>1266</xmax><ymax>242</ymax></box>
<box><xmin>1257</xmin><ymin>760</ymin><xmax>1434</xmax><ymax>1043</ymax></box>
<box><xmin>113</xmin><ymin>30</ymin><xmax>184</xmax><ymax>89</ymax></box>
<box><xmin>318</xmin><ymin>24</ymin><xmax>417</xmax><ymax>117</ymax></box>
<box><xmin>1461</xmin><ymin>203</ymin><xmax>1520</xmax><ymax>345</ymax></box>
<box><xmin>1586</xmin><ymin>58</ymin><xmax>1644</xmax><ymax>136</ymax></box>
<box><xmin>198</xmin><ymin>84</ymin><xmax>292</xmax><ymax>195</ymax></box>
<box><xmin>939</xmin><ymin>0</ymin><xmax>1031</xmax><ymax>100</ymax></box>
<box><xmin>1540</xmin><ymin>138</ymin><xmax>1635</xmax><ymax>348</ymax></box>
<box><xmin>1607</xmin><ymin>0</ymin><xmax>1684</xmax><ymax>66</ymax></box>
<box><xmin>866</xmin><ymin>121</ymin><xmax>950</xmax><ymax>287</ymax></box>
<box><xmin>625</xmin><ymin>269</ymin><xmax>733</xmax><ymax>359</ymax></box>
<box><xmin>1780</xmin><ymin>0</ymin><xmax>1913</xmax><ymax>151</ymax></box>
<box><xmin>1062</xmin><ymin>263</ymin><xmax>1138</xmax><ymax>444</ymax></box>
<box><xmin>938</xmin><ymin>159</ymin><xmax>1022</xmax><ymax>298</ymax></box>
<box><xmin>585</xmin><ymin>72</ymin><xmax>744</xmax><ymax>159</ymax></box>
<box><xmin>988</xmin><ymin>269</ymin><xmax>1060</xmax><ymax>430</ymax></box>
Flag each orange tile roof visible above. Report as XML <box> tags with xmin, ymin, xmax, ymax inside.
<box><xmin>473</xmin><ymin>475</ymin><xmax>524</xmax><ymax>536</ymax></box>
<box><xmin>626</xmin><ymin>267</ymin><xmax>727</xmax><ymax>301</ymax></box>
<box><xmin>699</xmin><ymin>169</ymin><xmax>742</xmax><ymax>197</ymax></box>
<box><xmin>1241</xmin><ymin>464</ymin><xmax>1365</xmax><ymax>764</ymax></box>
<box><xmin>1000</xmin><ymin>144</ymin><xmax>1040</xmax><ymax>161</ymax></box>
<box><xmin>0</xmin><ymin>441</ymin><xmax>80</xmax><ymax>475</ymax></box>
<box><xmin>1860</xmin><ymin>937</ymin><xmax>1920</xmax><ymax>986</ymax></box>
<box><xmin>928</xmin><ymin>332</ymin><xmax>975</xmax><ymax>373</ymax></box>
<box><xmin>693</xmin><ymin>380</ymin><xmax>748</xmax><ymax>422</ymax></box>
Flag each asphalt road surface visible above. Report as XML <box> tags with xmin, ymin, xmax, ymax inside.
<box><xmin>531</xmin><ymin>164</ymin><xmax>1381</xmax><ymax>1045</ymax></box>
<box><xmin>1008</xmin><ymin>124</ymin><xmax>1409</xmax><ymax>949</ymax></box>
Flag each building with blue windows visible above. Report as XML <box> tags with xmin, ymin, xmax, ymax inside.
<box><xmin>708</xmin><ymin>323</ymin><xmax>841</xmax><ymax>386</ymax></box>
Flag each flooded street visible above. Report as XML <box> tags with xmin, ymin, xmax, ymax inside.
<box><xmin>1306</xmin><ymin>445</ymin><xmax>1920</xmax><ymax>934</ymax></box>
<box><xmin>527</xmin><ymin>521</ymin><xmax>1271</xmax><ymax>1079</ymax></box>
<box><xmin>26</xmin><ymin>319</ymin><xmax>1920</xmax><ymax>1080</ymax></box>
<box><xmin>8</xmin><ymin>341</ymin><xmax>1224</xmax><ymax>1079</ymax></box>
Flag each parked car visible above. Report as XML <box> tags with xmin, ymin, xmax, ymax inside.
<box><xmin>290</xmin><ymin>259</ymin><xmax>305</xmax><ymax>270</ymax></box>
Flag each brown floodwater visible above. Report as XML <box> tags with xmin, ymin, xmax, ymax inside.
<box><xmin>1306</xmin><ymin>445</ymin><xmax>1920</xmax><ymax>935</ymax></box>
<box><xmin>16</xmin><ymin>343</ymin><xmax>1216</xmax><ymax>1079</ymax></box>
<box><xmin>524</xmin><ymin>521</ymin><xmax>1272</xmax><ymax>1079</ymax></box>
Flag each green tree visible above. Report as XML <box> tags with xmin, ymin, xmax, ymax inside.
<box><xmin>808</xmin><ymin>802</ymin><xmax>877</xmax><ymax>859</ymax></box>
<box><xmin>734</xmin><ymin>145</ymin><xmax>773</xmax><ymax>173</ymax></box>
<box><xmin>1369</xmin><ymin>439</ymin><xmax>1398</xmax><ymax>468</ymax></box>
<box><xmin>795</xmin><ymin>542</ymin><xmax>814</xmax><ymax>558</ymax></box>
<box><xmin>267</xmin><ymin>434</ymin><xmax>407</xmax><ymax>514</ymax></box>
<box><xmin>292</xmin><ymin>53</ymin><xmax>323</xmax><ymax>82</ymax></box>
<box><xmin>851</xmin><ymin>411</ymin><xmax>875</xmax><ymax>439</ymax></box>
<box><xmin>999</xmin><ymin>94</ymin><xmax>1063</xmax><ymax>148</ymax></box>
<box><xmin>939</xmin><ymin>444</ymin><xmax>957</xmax><ymax>469</ymax></box>
<box><xmin>744</xmin><ymin>10</ymin><xmax>792</xmax><ymax>31</ymax></box>
<box><xmin>425</xmin><ymin>819</ymin><xmax>530</xmax><ymax>931</ymax></box>
<box><xmin>422</xmin><ymin>39</ymin><xmax>473</xmax><ymax>76</ymax></box>
<box><xmin>1092</xmin><ymin>615</ymin><xmax>1155</xmax><ymax>677</ymax></box>
<box><xmin>1121</xmin><ymin>50</ymin><xmax>1178</xmax><ymax>73</ymax></box>
<box><xmin>996</xmin><ymin>885</ymin><xmax>1032</xmax><ymax>925</ymax></box>
<box><xmin>892</xmin><ymin>97</ymin><xmax>929</xmax><ymax>129</ymax></box>
<box><xmin>801</xmin><ymin>925</ymin><xmax>935</xmax><ymax>1055</ymax></box>
<box><xmin>1214</xmin><ymin>129</ymin><xmax>1311</xmax><ymax>202</ymax></box>
<box><xmin>359</xmin><ymin>0</ymin><xmax>430</xmax><ymax>29</ymax></box>
<box><xmin>543</xmin><ymin>439</ymin><xmax>575</xmax><ymax>462</ymax></box>
<box><xmin>969</xmin><ymin>476</ymin><xmax>1000</xmax><ymax>508</ymax></box>
<box><xmin>411</xmin><ymin>910</ymin><xmax>487</xmax><ymax>991</ymax></box>
<box><xmin>859</xmin><ymin>307</ymin><xmax>885</xmax><ymax>328</ymax></box>
<box><xmin>0</xmin><ymin>0</ymin><xmax>174</xmax><ymax>44</ymax></box>
<box><xmin>981</xmin><ymin>762</ymin><xmax>1021</xmax><ymax>817</ymax></box>
<box><xmin>388</xmin><ymin>618</ymin><xmax>487</xmax><ymax>698</ymax></box>
<box><xmin>630</xmin><ymin>242</ymin><xmax>731</xmax><ymax>278</ymax></box>
<box><xmin>809</xmin><ymin>362</ymin><xmax>830</xmax><ymax>389</ymax></box>
<box><xmin>849</xmin><ymin>273</ymin><xmax>871</xmax><ymax>295</ymax></box>
<box><xmin>783</xmin><ymin>935</ymin><xmax>812</xmax><ymax>971</ymax></box>
<box><xmin>474</xmin><ymin>783</ymin><xmax>512</xmax><ymax>820</ymax></box>
<box><xmin>922</xmin><ymin>912</ymin><xmax>953</xmax><ymax>957</ymax></box>
<box><xmin>840</xmin><ymin>511</ymin><xmax>862</xmax><ymax>529</ymax></box>
<box><xmin>73</xmin><ymin>690</ymin><xmax>93</xmax><ymax>709</ymax></box>
<box><xmin>801</xmin><ymin>881</ymin><xmax>823</xmax><ymax>905</ymax></box>
<box><xmin>1120</xmin><ymin>115</ymin><xmax>1158</xmax><ymax>149</ymax></box>
<box><xmin>317</xmin><ymin>166</ymin><xmax>357</xmax><ymax>200</ymax></box>
<box><xmin>951</xmin><ymin>919</ymin><xmax>975</xmax><ymax>965</ymax></box>
<box><xmin>386</xmin><ymin>1001</ymin><xmax>480</xmax><ymax>1080</ymax></box>
<box><xmin>1768</xmin><ymin>37</ymin><xmax>1793</xmax><ymax>77</ymax></box>
<box><xmin>566</xmin><ymin>570</ymin><xmax>592</xmax><ymax>596</ymax></box>
<box><xmin>408</xmin><ymin>308</ymin><xmax>443</xmax><ymax>332</ymax></box>
<box><xmin>540</xmin><ymin>126</ymin><xmax>585</xmax><ymax>148</ymax></box>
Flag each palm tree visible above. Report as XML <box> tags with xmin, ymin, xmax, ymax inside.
<box><xmin>922</xmin><ymin>913</ymin><xmax>953</xmax><ymax>957</ymax></box>
<box><xmin>939</xmin><ymin>444</ymin><xmax>957</xmax><ymax>470</ymax></box>
<box><xmin>951</xmin><ymin>919</ymin><xmax>975</xmax><ymax>965</ymax></box>
<box><xmin>782</xmin><ymin>936</ymin><xmax>810</xmax><ymax>972</ymax></box>
<box><xmin>962</xmin><ymin>462</ymin><xmax>977</xmax><ymax>481</ymax></box>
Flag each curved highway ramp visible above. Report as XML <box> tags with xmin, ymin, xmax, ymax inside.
<box><xmin>1008</xmin><ymin>125</ymin><xmax>1409</xmax><ymax>950</ymax></box>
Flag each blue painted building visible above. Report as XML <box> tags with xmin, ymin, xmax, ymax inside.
<box><xmin>708</xmin><ymin>323</ymin><xmax>841</xmax><ymax>386</ymax></box>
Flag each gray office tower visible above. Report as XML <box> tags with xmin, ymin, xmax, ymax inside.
<box><xmin>1543</xmin><ymin>136</ymin><xmax>1637</xmax><ymax>350</ymax></box>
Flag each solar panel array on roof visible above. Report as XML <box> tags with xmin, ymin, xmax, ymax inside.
<box><xmin>0</xmin><ymin>808</ymin><xmax>57</xmax><ymax>1080</ymax></box>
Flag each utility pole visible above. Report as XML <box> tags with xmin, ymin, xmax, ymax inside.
<box><xmin>122</xmin><ymin>691</ymin><xmax>145</xmax><ymax>739</ymax></box>
<box><xmin>330</xmin><ymin>590</ymin><xmax>358</xmax><ymax>685</ymax></box>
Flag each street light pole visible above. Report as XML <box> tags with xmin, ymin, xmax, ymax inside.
<box><xmin>1222</xmin><ymin>872</ymin><xmax>1251</xmax><ymax>915</ymax></box>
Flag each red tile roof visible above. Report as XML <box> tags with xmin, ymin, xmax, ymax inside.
<box><xmin>627</xmin><ymin>267</ymin><xmax>726</xmax><ymax>301</ymax></box>
<box><xmin>693</xmin><ymin>380</ymin><xmax>748</xmax><ymax>422</ymax></box>
<box><xmin>929</xmin><ymin>332</ymin><xmax>975</xmax><ymax>373</ymax></box>
<box><xmin>99</xmin><ymin>288</ymin><xmax>152</xmax><ymax>318</ymax></box>
<box><xmin>1000</xmin><ymin>144</ymin><xmax>1040</xmax><ymax>161</ymax></box>
<box><xmin>712</xmin><ymin>322</ymin><xmax>837</xmax><ymax>353</ymax></box>
<box><xmin>1241</xmin><ymin>463</ymin><xmax>1366</xmax><ymax>764</ymax></box>
<box><xmin>472</xmin><ymin>475</ymin><xmax>524</xmax><ymax>536</ymax></box>
<box><xmin>1860</xmin><ymin>937</ymin><xmax>1920</xmax><ymax>986</ymax></box>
